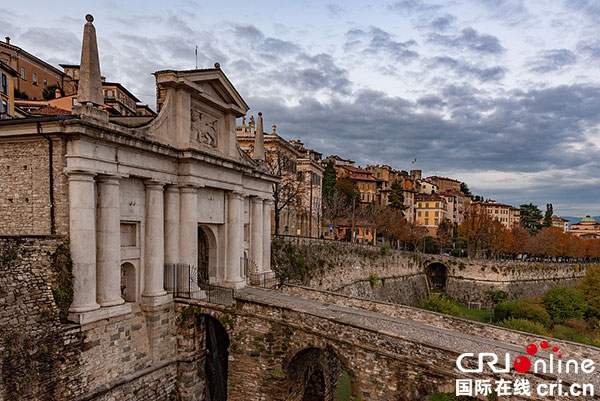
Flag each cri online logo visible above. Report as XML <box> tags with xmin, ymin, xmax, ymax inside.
<box><xmin>456</xmin><ymin>341</ymin><xmax>596</xmax><ymax>375</ymax></box>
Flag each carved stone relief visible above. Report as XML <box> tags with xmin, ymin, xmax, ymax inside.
<box><xmin>191</xmin><ymin>109</ymin><xmax>218</xmax><ymax>148</ymax></box>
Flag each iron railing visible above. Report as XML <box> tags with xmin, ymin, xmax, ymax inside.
<box><xmin>165</xmin><ymin>263</ymin><xmax>234</xmax><ymax>307</ymax></box>
<box><xmin>247</xmin><ymin>270</ymin><xmax>278</xmax><ymax>288</ymax></box>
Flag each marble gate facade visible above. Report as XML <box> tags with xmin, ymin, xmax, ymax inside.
<box><xmin>0</xmin><ymin>15</ymin><xmax>276</xmax><ymax>327</ymax></box>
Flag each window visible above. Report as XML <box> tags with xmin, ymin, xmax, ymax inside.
<box><xmin>73</xmin><ymin>69</ymin><xmax>78</xmax><ymax>79</ymax></box>
<box><xmin>20</xmin><ymin>67</ymin><xmax>25</xmax><ymax>79</ymax></box>
<box><xmin>32</xmin><ymin>73</ymin><xmax>37</xmax><ymax>85</ymax></box>
<box><xmin>435</xmin><ymin>211</ymin><xmax>439</xmax><ymax>217</ymax></box>
<box><xmin>0</xmin><ymin>73</ymin><xmax>7</xmax><ymax>95</ymax></box>
<box><xmin>43</xmin><ymin>79</ymin><xmax>47</xmax><ymax>89</ymax></box>
<box><xmin>435</xmin><ymin>219</ymin><xmax>439</xmax><ymax>225</ymax></box>
<box><xmin>425</xmin><ymin>211</ymin><xmax>429</xmax><ymax>217</ymax></box>
<box><xmin>418</xmin><ymin>211</ymin><xmax>422</xmax><ymax>217</ymax></box>
<box><xmin>0</xmin><ymin>99</ymin><xmax>6</xmax><ymax>114</ymax></box>
<box><xmin>106</xmin><ymin>89</ymin><xmax>114</xmax><ymax>98</ymax></box>
<box><xmin>425</xmin><ymin>218</ymin><xmax>429</xmax><ymax>225</ymax></box>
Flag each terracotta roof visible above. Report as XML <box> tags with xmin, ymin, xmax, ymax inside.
<box><xmin>30</xmin><ymin>106</ymin><xmax>72</xmax><ymax>116</ymax></box>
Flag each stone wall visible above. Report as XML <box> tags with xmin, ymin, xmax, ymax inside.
<box><xmin>274</xmin><ymin>237</ymin><xmax>586</xmax><ymax>307</ymax></box>
<box><xmin>0</xmin><ymin>236</ymin><xmax>180</xmax><ymax>401</ymax></box>
<box><xmin>0</xmin><ymin>136</ymin><xmax>69</xmax><ymax>236</ymax></box>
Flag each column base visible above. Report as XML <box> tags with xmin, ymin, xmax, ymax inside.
<box><xmin>224</xmin><ymin>278</ymin><xmax>246</xmax><ymax>290</ymax></box>
<box><xmin>68</xmin><ymin>302</ymin><xmax>100</xmax><ymax>314</ymax></box>
<box><xmin>141</xmin><ymin>293</ymin><xmax>173</xmax><ymax>308</ymax></box>
<box><xmin>68</xmin><ymin>303</ymin><xmax>132</xmax><ymax>325</ymax></box>
<box><xmin>98</xmin><ymin>297</ymin><xmax>125</xmax><ymax>307</ymax></box>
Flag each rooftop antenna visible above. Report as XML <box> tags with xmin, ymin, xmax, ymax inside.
<box><xmin>195</xmin><ymin>45</ymin><xmax>198</xmax><ymax>69</ymax></box>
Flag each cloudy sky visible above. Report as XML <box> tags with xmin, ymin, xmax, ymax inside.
<box><xmin>3</xmin><ymin>0</ymin><xmax>600</xmax><ymax>216</ymax></box>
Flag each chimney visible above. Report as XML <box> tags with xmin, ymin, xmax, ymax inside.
<box><xmin>5</xmin><ymin>37</ymin><xmax>10</xmax><ymax>45</ymax></box>
<box><xmin>73</xmin><ymin>14</ymin><xmax>107</xmax><ymax>121</ymax></box>
<box><xmin>55</xmin><ymin>88</ymin><xmax>62</xmax><ymax>98</ymax></box>
<box><xmin>253</xmin><ymin>112</ymin><xmax>265</xmax><ymax>161</ymax></box>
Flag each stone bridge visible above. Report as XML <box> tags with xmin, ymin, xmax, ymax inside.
<box><xmin>177</xmin><ymin>285</ymin><xmax>600</xmax><ymax>401</ymax></box>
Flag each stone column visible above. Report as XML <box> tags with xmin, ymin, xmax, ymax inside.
<box><xmin>68</xmin><ymin>172</ymin><xmax>100</xmax><ymax>313</ymax></box>
<box><xmin>179</xmin><ymin>185</ymin><xmax>202</xmax><ymax>296</ymax></box>
<box><xmin>249</xmin><ymin>197</ymin><xmax>263</xmax><ymax>273</ymax></box>
<box><xmin>143</xmin><ymin>181</ymin><xmax>167</xmax><ymax>298</ymax></box>
<box><xmin>262</xmin><ymin>199</ymin><xmax>273</xmax><ymax>273</ymax></box>
<box><xmin>164</xmin><ymin>185</ymin><xmax>180</xmax><ymax>292</ymax></box>
<box><xmin>96</xmin><ymin>175</ymin><xmax>124</xmax><ymax>306</ymax></box>
<box><xmin>225</xmin><ymin>191</ymin><xmax>245</xmax><ymax>288</ymax></box>
<box><xmin>179</xmin><ymin>186</ymin><xmax>198</xmax><ymax>267</ymax></box>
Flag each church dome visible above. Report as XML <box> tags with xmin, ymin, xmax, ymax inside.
<box><xmin>580</xmin><ymin>215</ymin><xmax>597</xmax><ymax>223</ymax></box>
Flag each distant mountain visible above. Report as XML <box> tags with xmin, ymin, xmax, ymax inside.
<box><xmin>561</xmin><ymin>216</ymin><xmax>600</xmax><ymax>227</ymax></box>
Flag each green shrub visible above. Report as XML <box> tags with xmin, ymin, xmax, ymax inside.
<box><xmin>543</xmin><ymin>287</ymin><xmax>587</xmax><ymax>323</ymax></box>
<box><xmin>552</xmin><ymin>324</ymin><xmax>594</xmax><ymax>345</ymax></box>
<box><xmin>493</xmin><ymin>299</ymin><xmax>552</xmax><ymax>328</ymax></box>
<box><xmin>380</xmin><ymin>242</ymin><xmax>391</xmax><ymax>256</ymax></box>
<box><xmin>497</xmin><ymin>318</ymin><xmax>548</xmax><ymax>336</ymax></box>
<box><xmin>576</xmin><ymin>264</ymin><xmax>600</xmax><ymax>319</ymax></box>
<box><xmin>369</xmin><ymin>273</ymin><xmax>378</xmax><ymax>287</ymax></box>
<box><xmin>420</xmin><ymin>295</ymin><xmax>460</xmax><ymax>316</ymax></box>
<box><xmin>491</xmin><ymin>290</ymin><xmax>509</xmax><ymax>305</ymax></box>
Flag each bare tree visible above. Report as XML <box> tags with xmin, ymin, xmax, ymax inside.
<box><xmin>322</xmin><ymin>189</ymin><xmax>351</xmax><ymax>239</ymax></box>
<box><xmin>266</xmin><ymin>147</ymin><xmax>303</xmax><ymax>235</ymax></box>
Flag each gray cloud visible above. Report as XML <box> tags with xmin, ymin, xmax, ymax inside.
<box><xmin>345</xmin><ymin>26</ymin><xmax>419</xmax><ymax>62</ymax></box>
<box><xmin>528</xmin><ymin>49</ymin><xmax>577</xmax><ymax>73</ymax></box>
<box><xmin>388</xmin><ymin>0</ymin><xmax>442</xmax><ymax>15</ymax></box>
<box><xmin>429</xmin><ymin>15</ymin><xmax>456</xmax><ymax>32</ymax></box>
<box><xmin>428</xmin><ymin>56</ymin><xmax>505</xmax><ymax>82</ymax></box>
<box><xmin>326</xmin><ymin>4</ymin><xmax>344</xmax><ymax>17</ymax></box>
<box><xmin>428</xmin><ymin>27</ymin><xmax>505</xmax><ymax>54</ymax></box>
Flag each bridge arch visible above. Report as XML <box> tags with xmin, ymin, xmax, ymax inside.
<box><xmin>204</xmin><ymin>315</ymin><xmax>229</xmax><ymax>401</ymax></box>
<box><xmin>425</xmin><ymin>261</ymin><xmax>448</xmax><ymax>291</ymax></box>
<box><xmin>285</xmin><ymin>345</ymin><xmax>358</xmax><ymax>401</ymax></box>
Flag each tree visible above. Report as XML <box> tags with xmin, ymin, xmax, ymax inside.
<box><xmin>520</xmin><ymin>203</ymin><xmax>543</xmax><ymax>235</ymax></box>
<box><xmin>14</xmin><ymin>88</ymin><xmax>28</xmax><ymax>99</ymax></box>
<box><xmin>375</xmin><ymin>207</ymin><xmax>406</xmax><ymax>247</ymax></box>
<box><xmin>436</xmin><ymin>218</ymin><xmax>453</xmax><ymax>254</ymax></box>
<box><xmin>42</xmin><ymin>84</ymin><xmax>64</xmax><ymax>100</ymax></box>
<box><xmin>322</xmin><ymin>160</ymin><xmax>337</xmax><ymax>203</ymax></box>
<box><xmin>542</xmin><ymin>204</ymin><xmax>553</xmax><ymax>228</ymax></box>
<box><xmin>266</xmin><ymin>147</ymin><xmax>303</xmax><ymax>235</ymax></box>
<box><xmin>403</xmin><ymin>221</ymin><xmax>427</xmax><ymax>252</ymax></box>
<box><xmin>472</xmin><ymin>195</ymin><xmax>484</xmax><ymax>202</ymax></box>
<box><xmin>460</xmin><ymin>182</ymin><xmax>472</xmax><ymax>195</ymax></box>
<box><xmin>388</xmin><ymin>181</ymin><xmax>407</xmax><ymax>210</ymax></box>
<box><xmin>458</xmin><ymin>205</ymin><xmax>495</xmax><ymax>258</ymax></box>
<box><xmin>322</xmin><ymin>188</ymin><xmax>351</xmax><ymax>239</ymax></box>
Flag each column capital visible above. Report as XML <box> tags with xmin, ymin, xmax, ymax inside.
<box><xmin>143</xmin><ymin>180</ymin><xmax>165</xmax><ymax>190</ymax></box>
<box><xmin>164</xmin><ymin>184</ymin><xmax>180</xmax><ymax>193</ymax></box>
<box><xmin>229</xmin><ymin>190</ymin><xmax>245</xmax><ymax>200</ymax></box>
<box><xmin>263</xmin><ymin>198</ymin><xmax>274</xmax><ymax>206</ymax></box>
<box><xmin>250</xmin><ymin>196</ymin><xmax>264</xmax><ymax>205</ymax></box>
<box><xmin>96</xmin><ymin>174</ymin><xmax>121</xmax><ymax>184</ymax></box>
<box><xmin>179</xmin><ymin>185</ymin><xmax>200</xmax><ymax>194</ymax></box>
<box><xmin>66</xmin><ymin>170</ymin><xmax>96</xmax><ymax>181</ymax></box>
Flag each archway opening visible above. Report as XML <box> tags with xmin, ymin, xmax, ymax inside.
<box><xmin>120</xmin><ymin>262</ymin><xmax>136</xmax><ymax>302</ymax></box>
<box><xmin>197</xmin><ymin>225</ymin><xmax>218</xmax><ymax>284</ymax></box>
<box><xmin>286</xmin><ymin>347</ymin><xmax>354</xmax><ymax>401</ymax></box>
<box><xmin>425</xmin><ymin>262</ymin><xmax>447</xmax><ymax>291</ymax></box>
<box><xmin>205</xmin><ymin>315</ymin><xmax>229</xmax><ymax>401</ymax></box>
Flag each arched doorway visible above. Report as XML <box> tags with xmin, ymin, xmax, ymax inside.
<box><xmin>198</xmin><ymin>227</ymin><xmax>209</xmax><ymax>284</ymax></box>
<box><xmin>425</xmin><ymin>262</ymin><xmax>447</xmax><ymax>291</ymax></box>
<box><xmin>205</xmin><ymin>315</ymin><xmax>229</xmax><ymax>400</ymax></box>
<box><xmin>286</xmin><ymin>347</ymin><xmax>354</xmax><ymax>401</ymax></box>
<box><xmin>120</xmin><ymin>262</ymin><xmax>136</xmax><ymax>302</ymax></box>
<box><xmin>197</xmin><ymin>225</ymin><xmax>218</xmax><ymax>284</ymax></box>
